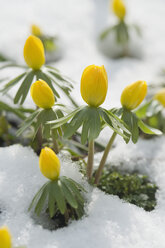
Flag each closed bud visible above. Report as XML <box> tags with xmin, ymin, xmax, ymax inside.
<box><xmin>80</xmin><ymin>65</ymin><xmax>108</xmax><ymax>107</ymax></box>
<box><xmin>24</xmin><ymin>35</ymin><xmax>45</xmax><ymax>70</ymax></box>
<box><xmin>112</xmin><ymin>0</ymin><xmax>126</xmax><ymax>20</ymax></box>
<box><xmin>154</xmin><ymin>88</ymin><xmax>165</xmax><ymax>107</ymax></box>
<box><xmin>121</xmin><ymin>80</ymin><xmax>147</xmax><ymax>110</ymax></box>
<box><xmin>30</xmin><ymin>80</ymin><xmax>55</xmax><ymax>109</ymax></box>
<box><xmin>31</xmin><ymin>24</ymin><xmax>42</xmax><ymax>37</ymax></box>
<box><xmin>39</xmin><ymin>147</ymin><xmax>60</xmax><ymax>180</ymax></box>
<box><xmin>0</xmin><ymin>227</ymin><xmax>12</xmax><ymax>248</ymax></box>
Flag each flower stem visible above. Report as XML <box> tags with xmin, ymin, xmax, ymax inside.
<box><xmin>94</xmin><ymin>132</ymin><xmax>117</xmax><ymax>185</ymax></box>
<box><xmin>52</xmin><ymin>130</ymin><xmax>59</xmax><ymax>154</ymax></box>
<box><xmin>36</xmin><ymin>125</ymin><xmax>42</xmax><ymax>150</ymax></box>
<box><xmin>86</xmin><ymin>140</ymin><xmax>94</xmax><ymax>180</ymax></box>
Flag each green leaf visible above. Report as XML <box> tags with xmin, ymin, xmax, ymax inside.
<box><xmin>64</xmin><ymin>109</ymin><xmax>85</xmax><ymax>139</ymax></box>
<box><xmin>1</xmin><ymin>72</ymin><xmax>26</xmax><ymax>93</ymax></box>
<box><xmin>60</xmin><ymin>180</ymin><xmax>78</xmax><ymax>209</ymax></box>
<box><xmin>116</xmin><ymin>21</ymin><xmax>129</xmax><ymax>44</ymax></box>
<box><xmin>138</xmin><ymin>119</ymin><xmax>162</xmax><ymax>135</ymax></box>
<box><xmin>100</xmin><ymin>26</ymin><xmax>116</xmax><ymax>40</ymax></box>
<box><xmin>64</xmin><ymin>177</ymin><xmax>86</xmax><ymax>192</ymax></box>
<box><xmin>17</xmin><ymin>110</ymin><xmax>40</xmax><ymax>136</ymax></box>
<box><xmin>14</xmin><ymin>70</ymin><xmax>35</xmax><ymax>104</ymax></box>
<box><xmin>28</xmin><ymin>182</ymin><xmax>49</xmax><ymax>211</ymax></box>
<box><xmin>53</xmin><ymin>180</ymin><xmax>66</xmax><ymax>214</ymax></box>
<box><xmin>50</xmin><ymin>107</ymin><xmax>83</xmax><ymax>129</ymax></box>
<box><xmin>81</xmin><ymin>120</ymin><xmax>90</xmax><ymax>145</ymax></box>
<box><xmin>64</xmin><ymin>107</ymin><xmax>101</xmax><ymax>144</ymax></box>
<box><xmin>100</xmin><ymin>108</ymin><xmax>130</xmax><ymax>139</ymax></box>
<box><xmin>122</xmin><ymin>109</ymin><xmax>139</xmax><ymax>143</ymax></box>
<box><xmin>33</xmin><ymin>109</ymin><xmax>57</xmax><ymax>138</ymax></box>
<box><xmin>34</xmin><ymin>184</ymin><xmax>48</xmax><ymax>216</ymax></box>
<box><xmin>48</xmin><ymin>183</ymin><xmax>56</xmax><ymax>218</ymax></box>
<box><xmin>47</xmin><ymin>68</ymin><xmax>73</xmax><ymax>88</ymax></box>
<box><xmin>61</xmin><ymin>177</ymin><xmax>84</xmax><ymax>204</ymax></box>
<box><xmin>109</xmin><ymin>107</ymin><xmax>123</xmax><ymax>117</ymax></box>
<box><xmin>0</xmin><ymin>101</ymin><xmax>25</xmax><ymax>120</ymax></box>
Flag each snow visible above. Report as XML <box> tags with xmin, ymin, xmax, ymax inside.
<box><xmin>1</xmin><ymin>0</ymin><xmax>165</xmax><ymax>247</ymax></box>
<box><xmin>1</xmin><ymin>138</ymin><xmax>165</xmax><ymax>248</ymax></box>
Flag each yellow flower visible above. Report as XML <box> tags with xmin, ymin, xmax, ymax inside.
<box><xmin>80</xmin><ymin>65</ymin><xmax>108</xmax><ymax>107</ymax></box>
<box><xmin>112</xmin><ymin>0</ymin><xmax>126</xmax><ymax>20</ymax></box>
<box><xmin>24</xmin><ymin>35</ymin><xmax>45</xmax><ymax>70</ymax></box>
<box><xmin>30</xmin><ymin>79</ymin><xmax>55</xmax><ymax>109</ymax></box>
<box><xmin>39</xmin><ymin>147</ymin><xmax>60</xmax><ymax>180</ymax></box>
<box><xmin>31</xmin><ymin>24</ymin><xmax>42</xmax><ymax>37</ymax></box>
<box><xmin>0</xmin><ymin>227</ymin><xmax>12</xmax><ymax>248</ymax></box>
<box><xmin>121</xmin><ymin>80</ymin><xmax>147</xmax><ymax>110</ymax></box>
<box><xmin>154</xmin><ymin>88</ymin><xmax>165</xmax><ymax>107</ymax></box>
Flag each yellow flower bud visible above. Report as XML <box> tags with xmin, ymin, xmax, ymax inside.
<box><xmin>30</xmin><ymin>79</ymin><xmax>55</xmax><ymax>109</ymax></box>
<box><xmin>31</xmin><ymin>24</ymin><xmax>42</xmax><ymax>37</ymax></box>
<box><xmin>0</xmin><ymin>227</ymin><xmax>12</xmax><ymax>248</ymax></box>
<box><xmin>112</xmin><ymin>0</ymin><xmax>126</xmax><ymax>20</ymax></box>
<box><xmin>39</xmin><ymin>147</ymin><xmax>60</xmax><ymax>180</ymax></box>
<box><xmin>24</xmin><ymin>35</ymin><xmax>45</xmax><ymax>70</ymax></box>
<box><xmin>154</xmin><ymin>88</ymin><xmax>165</xmax><ymax>107</ymax></box>
<box><xmin>80</xmin><ymin>65</ymin><xmax>108</xmax><ymax>107</ymax></box>
<box><xmin>121</xmin><ymin>80</ymin><xmax>147</xmax><ymax>110</ymax></box>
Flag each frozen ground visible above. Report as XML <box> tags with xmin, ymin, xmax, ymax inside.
<box><xmin>0</xmin><ymin>0</ymin><xmax>165</xmax><ymax>247</ymax></box>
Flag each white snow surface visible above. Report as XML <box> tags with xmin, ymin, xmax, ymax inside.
<box><xmin>1</xmin><ymin>0</ymin><xmax>165</xmax><ymax>247</ymax></box>
<box><xmin>1</xmin><ymin>139</ymin><xmax>165</xmax><ymax>248</ymax></box>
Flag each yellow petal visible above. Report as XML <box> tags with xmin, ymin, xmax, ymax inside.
<box><xmin>121</xmin><ymin>80</ymin><xmax>147</xmax><ymax>110</ymax></box>
<box><xmin>24</xmin><ymin>35</ymin><xmax>45</xmax><ymax>70</ymax></box>
<box><xmin>31</xmin><ymin>24</ymin><xmax>42</xmax><ymax>37</ymax></box>
<box><xmin>39</xmin><ymin>147</ymin><xmax>60</xmax><ymax>180</ymax></box>
<box><xmin>112</xmin><ymin>0</ymin><xmax>126</xmax><ymax>20</ymax></box>
<box><xmin>0</xmin><ymin>227</ymin><xmax>12</xmax><ymax>248</ymax></box>
<box><xmin>154</xmin><ymin>88</ymin><xmax>165</xmax><ymax>107</ymax></box>
<box><xmin>30</xmin><ymin>79</ymin><xmax>55</xmax><ymax>109</ymax></box>
<box><xmin>80</xmin><ymin>65</ymin><xmax>108</xmax><ymax>107</ymax></box>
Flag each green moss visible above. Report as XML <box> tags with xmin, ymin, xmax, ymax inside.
<box><xmin>98</xmin><ymin>168</ymin><xmax>158</xmax><ymax>211</ymax></box>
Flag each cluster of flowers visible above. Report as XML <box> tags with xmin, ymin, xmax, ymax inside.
<box><xmin>0</xmin><ymin>7</ymin><xmax>163</xmax><ymax>246</ymax></box>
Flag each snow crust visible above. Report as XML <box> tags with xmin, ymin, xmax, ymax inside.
<box><xmin>1</xmin><ymin>0</ymin><xmax>165</xmax><ymax>247</ymax></box>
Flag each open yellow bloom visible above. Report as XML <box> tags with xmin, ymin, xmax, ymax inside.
<box><xmin>154</xmin><ymin>88</ymin><xmax>165</xmax><ymax>107</ymax></box>
<box><xmin>24</xmin><ymin>35</ymin><xmax>45</xmax><ymax>70</ymax></box>
<box><xmin>112</xmin><ymin>0</ymin><xmax>126</xmax><ymax>20</ymax></box>
<box><xmin>30</xmin><ymin>79</ymin><xmax>55</xmax><ymax>109</ymax></box>
<box><xmin>121</xmin><ymin>80</ymin><xmax>147</xmax><ymax>110</ymax></box>
<box><xmin>39</xmin><ymin>147</ymin><xmax>60</xmax><ymax>180</ymax></box>
<box><xmin>0</xmin><ymin>227</ymin><xmax>12</xmax><ymax>248</ymax></box>
<box><xmin>80</xmin><ymin>65</ymin><xmax>108</xmax><ymax>107</ymax></box>
<box><xmin>31</xmin><ymin>24</ymin><xmax>42</xmax><ymax>37</ymax></box>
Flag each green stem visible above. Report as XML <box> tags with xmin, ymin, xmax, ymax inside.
<box><xmin>94</xmin><ymin>132</ymin><xmax>117</xmax><ymax>185</ymax></box>
<box><xmin>52</xmin><ymin>130</ymin><xmax>59</xmax><ymax>154</ymax></box>
<box><xmin>86</xmin><ymin>140</ymin><xmax>94</xmax><ymax>180</ymax></box>
<box><xmin>36</xmin><ymin>125</ymin><xmax>43</xmax><ymax>150</ymax></box>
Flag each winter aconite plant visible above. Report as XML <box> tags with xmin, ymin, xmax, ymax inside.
<box><xmin>49</xmin><ymin>65</ymin><xmax>131</xmax><ymax>181</ymax></box>
<box><xmin>17</xmin><ymin>79</ymin><xmax>65</xmax><ymax>153</ymax></box>
<box><xmin>0</xmin><ymin>35</ymin><xmax>76</xmax><ymax>107</ymax></box>
<box><xmin>29</xmin><ymin>147</ymin><xmax>86</xmax><ymax>222</ymax></box>
<box><xmin>94</xmin><ymin>80</ymin><xmax>162</xmax><ymax>184</ymax></box>
<box><xmin>100</xmin><ymin>0</ymin><xmax>141</xmax><ymax>57</ymax></box>
<box><xmin>0</xmin><ymin>226</ymin><xmax>25</xmax><ymax>248</ymax></box>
